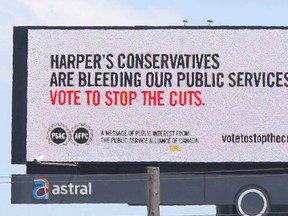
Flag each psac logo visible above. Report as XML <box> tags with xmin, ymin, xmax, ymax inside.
<box><xmin>32</xmin><ymin>178</ymin><xmax>92</xmax><ymax>200</ymax></box>
<box><xmin>33</xmin><ymin>178</ymin><xmax>50</xmax><ymax>200</ymax></box>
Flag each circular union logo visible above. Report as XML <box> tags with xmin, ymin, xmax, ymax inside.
<box><xmin>71</xmin><ymin>124</ymin><xmax>93</xmax><ymax>145</ymax></box>
<box><xmin>47</xmin><ymin>124</ymin><xmax>70</xmax><ymax>145</ymax></box>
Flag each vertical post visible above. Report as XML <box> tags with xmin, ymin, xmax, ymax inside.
<box><xmin>147</xmin><ymin>167</ymin><xmax>160</xmax><ymax>216</ymax></box>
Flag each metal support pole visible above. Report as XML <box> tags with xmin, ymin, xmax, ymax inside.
<box><xmin>147</xmin><ymin>167</ymin><xmax>160</xmax><ymax>216</ymax></box>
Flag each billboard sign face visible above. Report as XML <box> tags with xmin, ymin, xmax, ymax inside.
<box><xmin>12</xmin><ymin>27</ymin><xmax>288</xmax><ymax>164</ymax></box>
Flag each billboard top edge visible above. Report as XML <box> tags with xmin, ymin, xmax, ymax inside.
<box><xmin>13</xmin><ymin>23</ymin><xmax>288</xmax><ymax>166</ymax></box>
<box><xmin>13</xmin><ymin>25</ymin><xmax>288</xmax><ymax>30</ymax></box>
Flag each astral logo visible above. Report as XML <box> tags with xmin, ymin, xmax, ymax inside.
<box><xmin>32</xmin><ymin>178</ymin><xmax>92</xmax><ymax>200</ymax></box>
<box><xmin>52</xmin><ymin>182</ymin><xmax>92</xmax><ymax>195</ymax></box>
<box><xmin>33</xmin><ymin>178</ymin><xmax>50</xmax><ymax>200</ymax></box>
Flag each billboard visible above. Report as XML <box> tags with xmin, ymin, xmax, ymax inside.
<box><xmin>12</xmin><ymin>26</ymin><xmax>288</xmax><ymax>164</ymax></box>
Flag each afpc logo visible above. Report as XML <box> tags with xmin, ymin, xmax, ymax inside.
<box><xmin>71</xmin><ymin>123</ymin><xmax>93</xmax><ymax>145</ymax></box>
<box><xmin>33</xmin><ymin>178</ymin><xmax>50</xmax><ymax>200</ymax></box>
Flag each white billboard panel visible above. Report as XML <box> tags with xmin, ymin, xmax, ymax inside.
<box><xmin>25</xmin><ymin>28</ymin><xmax>288</xmax><ymax>162</ymax></box>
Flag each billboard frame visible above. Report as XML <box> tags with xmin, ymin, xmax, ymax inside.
<box><xmin>12</xmin><ymin>26</ymin><xmax>288</xmax><ymax>172</ymax></box>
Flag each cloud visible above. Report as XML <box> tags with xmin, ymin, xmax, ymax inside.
<box><xmin>23</xmin><ymin>0</ymin><xmax>182</xmax><ymax>26</ymax></box>
<box><xmin>0</xmin><ymin>0</ymin><xmax>182</xmax><ymax>86</ymax></box>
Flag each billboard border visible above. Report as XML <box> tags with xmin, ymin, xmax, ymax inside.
<box><xmin>12</xmin><ymin>25</ymin><xmax>288</xmax><ymax>30</ymax></box>
<box><xmin>26</xmin><ymin>161</ymin><xmax>288</xmax><ymax>174</ymax></box>
<box><xmin>12</xmin><ymin>27</ymin><xmax>28</xmax><ymax>164</ymax></box>
<box><xmin>12</xmin><ymin>25</ymin><xmax>288</xmax><ymax>166</ymax></box>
